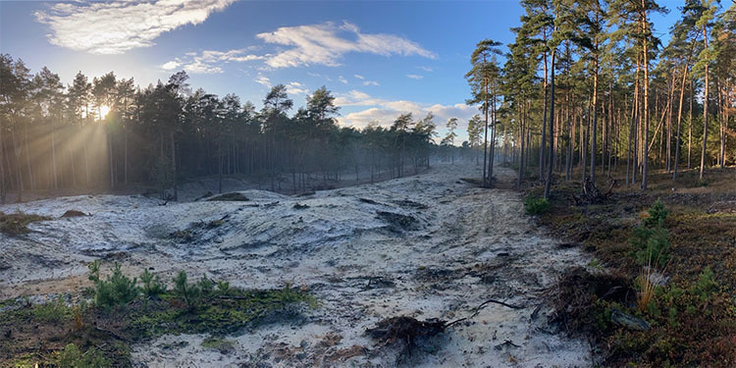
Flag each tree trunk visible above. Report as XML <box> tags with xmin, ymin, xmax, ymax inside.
<box><xmin>640</xmin><ymin>4</ymin><xmax>651</xmax><ymax>190</ymax></box>
<box><xmin>544</xmin><ymin>48</ymin><xmax>556</xmax><ymax>199</ymax></box>
<box><xmin>688</xmin><ymin>78</ymin><xmax>693</xmax><ymax>169</ymax></box>
<box><xmin>51</xmin><ymin>120</ymin><xmax>58</xmax><ymax>190</ymax></box>
<box><xmin>171</xmin><ymin>131</ymin><xmax>177</xmax><ymax>201</ymax></box>
<box><xmin>0</xmin><ymin>122</ymin><xmax>5</xmax><ymax>203</ymax></box>
<box><xmin>540</xmin><ymin>50</ymin><xmax>549</xmax><ymax>181</ymax></box>
<box><xmin>699</xmin><ymin>24</ymin><xmax>709</xmax><ymax>181</ymax></box>
<box><xmin>590</xmin><ymin>42</ymin><xmax>599</xmax><ymax>184</ymax></box>
<box><xmin>673</xmin><ymin>65</ymin><xmax>688</xmax><ymax>180</ymax></box>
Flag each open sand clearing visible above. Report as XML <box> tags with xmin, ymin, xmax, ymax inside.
<box><xmin>0</xmin><ymin>163</ymin><xmax>593</xmax><ymax>367</ymax></box>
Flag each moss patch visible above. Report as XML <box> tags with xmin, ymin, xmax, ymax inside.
<box><xmin>0</xmin><ymin>212</ymin><xmax>52</xmax><ymax>236</ymax></box>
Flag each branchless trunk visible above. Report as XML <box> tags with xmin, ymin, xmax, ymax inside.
<box><xmin>590</xmin><ymin>37</ymin><xmax>599</xmax><ymax>184</ymax></box>
<box><xmin>673</xmin><ymin>48</ymin><xmax>694</xmax><ymax>180</ymax></box>
<box><xmin>628</xmin><ymin>56</ymin><xmax>641</xmax><ymax>186</ymax></box>
<box><xmin>540</xmin><ymin>48</ymin><xmax>549</xmax><ymax>181</ymax></box>
<box><xmin>544</xmin><ymin>47</ymin><xmax>556</xmax><ymax>199</ymax></box>
<box><xmin>0</xmin><ymin>120</ymin><xmax>5</xmax><ymax>203</ymax></box>
<box><xmin>518</xmin><ymin>100</ymin><xmax>526</xmax><ymax>188</ymax></box>
<box><xmin>699</xmin><ymin>23</ymin><xmax>709</xmax><ymax>181</ymax></box>
<box><xmin>481</xmin><ymin>69</ymin><xmax>489</xmax><ymax>187</ymax></box>
<box><xmin>51</xmin><ymin>119</ymin><xmax>58</xmax><ymax>190</ymax></box>
<box><xmin>171</xmin><ymin>130</ymin><xmax>177</xmax><ymax>201</ymax></box>
<box><xmin>640</xmin><ymin>1</ymin><xmax>651</xmax><ymax>190</ymax></box>
<box><xmin>688</xmin><ymin>78</ymin><xmax>693</xmax><ymax>169</ymax></box>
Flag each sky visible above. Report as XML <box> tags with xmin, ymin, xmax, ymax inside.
<box><xmin>0</xmin><ymin>0</ymin><xmax>682</xmax><ymax>143</ymax></box>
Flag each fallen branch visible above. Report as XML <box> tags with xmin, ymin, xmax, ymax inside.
<box><xmin>445</xmin><ymin>298</ymin><xmax>524</xmax><ymax>328</ymax></box>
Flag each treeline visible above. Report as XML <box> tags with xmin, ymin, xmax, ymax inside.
<box><xmin>467</xmin><ymin>0</ymin><xmax>735</xmax><ymax>197</ymax></box>
<box><xmin>0</xmin><ymin>55</ymin><xmax>469</xmax><ymax>202</ymax></box>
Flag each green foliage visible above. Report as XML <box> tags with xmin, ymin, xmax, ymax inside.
<box><xmin>644</xmin><ymin>199</ymin><xmax>669</xmax><ymax>227</ymax></box>
<box><xmin>93</xmin><ymin>263</ymin><xmax>139</xmax><ymax>309</ymax></box>
<box><xmin>130</xmin><ymin>283</ymin><xmax>317</xmax><ymax>338</ymax></box>
<box><xmin>0</xmin><ymin>212</ymin><xmax>51</xmax><ymax>236</ymax></box>
<box><xmin>31</xmin><ymin>295</ymin><xmax>71</xmax><ymax>322</ymax></box>
<box><xmin>52</xmin><ymin>344</ymin><xmax>110</xmax><ymax>368</ymax></box>
<box><xmin>88</xmin><ymin>260</ymin><xmax>100</xmax><ymax>282</ymax></box>
<box><xmin>201</xmin><ymin>337</ymin><xmax>235</xmax><ymax>354</ymax></box>
<box><xmin>524</xmin><ymin>195</ymin><xmax>550</xmax><ymax>215</ymax></box>
<box><xmin>692</xmin><ymin>267</ymin><xmax>717</xmax><ymax>302</ymax></box>
<box><xmin>173</xmin><ymin>271</ymin><xmax>201</xmax><ymax>310</ymax></box>
<box><xmin>630</xmin><ymin>200</ymin><xmax>671</xmax><ymax>268</ymax></box>
<box><xmin>198</xmin><ymin>276</ymin><xmax>214</xmax><ymax>297</ymax></box>
<box><xmin>217</xmin><ymin>280</ymin><xmax>231</xmax><ymax>294</ymax></box>
<box><xmin>140</xmin><ymin>269</ymin><xmax>167</xmax><ymax>298</ymax></box>
<box><xmin>629</xmin><ymin>225</ymin><xmax>671</xmax><ymax>267</ymax></box>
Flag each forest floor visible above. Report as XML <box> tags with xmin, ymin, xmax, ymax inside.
<box><xmin>0</xmin><ymin>162</ymin><xmax>595</xmax><ymax>367</ymax></box>
<box><xmin>526</xmin><ymin>165</ymin><xmax>736</xmax><ymax>367</ymax></box>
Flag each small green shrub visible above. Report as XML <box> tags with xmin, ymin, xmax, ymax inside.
<box><xmin>32</xmin><ymin>295</ymin><xmax>71</xmax><ymax>322</ymax></box>
<box><xmin>630</xmin><ymin>225</ymin><xmax>671</xmax><ymax>267</ymax></box>
<box><xmin>644</xmin><ymin>199</ymin><xmax>669</xmax><ymax>227</ymax></box>
<box><xmin>692</xmin><ymin>267</ymin><xmax>717</xmax><ymax>302</ymax></box>
<box><xmin>173</xmin><ymin>271</ymin><xmax>201</xmax><ymax>310</ymax></box>
<box><xmin>630</xmin><ymin>200</ymin><xmax>671</xmax><ymax>267</ymax></box>
<box><xmin>140</xmin><ymin>269</ymin><xmax>167</xmax><ymax>298</ymax></box>
<box><xmin>91</xmin><ymin>262</ymin><xmax>139</xmax><ymax>309</ymax></box>
<box><xmin>524</xmin><ymin>195</ymin><xmax>550</xmax><ymax>215</ymax></box>
<box><xmin>198</xmin><ymin>276</ymin><xmax>214</xmax><ymax>297</ymax></box>
<box><xmin>52</xmin><ymin>343</ymin><xmax>110</xmax><ymax>368</ymax></box>
<box><xmin>217</xmin><ymin>280</ymin><xmax>231</xmax><ymax>294</ymax></box>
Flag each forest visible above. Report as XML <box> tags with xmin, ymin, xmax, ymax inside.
<box><xmin>3</xmin><ymin>1</ymin><xmax>734</xmax><ymax>203</ymax></box>
<box><xmin>465</xmin><ymin>0</ymin><xmax>735</xmax><ymax>197</ymax></box>
<box><xmin>0</xmin><ymin>61</ymin><xmax>455</xmax><ymax>202</ymax></box>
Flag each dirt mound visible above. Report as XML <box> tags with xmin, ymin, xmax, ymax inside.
<box><xmin>366</xmin><ymin>316</ymin><xmax>447</xmax><ymax>345</ymax></box>
<box><xmin>376</xmin><ymin>211</ymin><xmax>419</xmax><ymax>232</ymax></box>
<box><xmin>550</xmin><ymin>267</ymin><xmax>635</xmax><ymax>337</ymax></box>
<box><xmin>206</xmin><ymin>192</ymin><xmax>250</xmax><ymax>201</ymax></box>
<box><xmin>60</xmin><ymin>210</ymin><xmax>88</xmax><ymax>218</ymax></box>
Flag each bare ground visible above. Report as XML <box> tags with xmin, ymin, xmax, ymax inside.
<box><xmin>0</xmin><ymin>163</ymin><xmax>593</xmax><ymax>367</ymax></box>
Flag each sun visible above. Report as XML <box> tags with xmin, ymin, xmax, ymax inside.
<box><xmin>99</xmin><ymin>105</ymin><xmax>110</xmax><ymax>119</ymax></box>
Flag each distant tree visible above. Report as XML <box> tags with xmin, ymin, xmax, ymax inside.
<box><xmin>466</xmin><ymin>39</ymin><xmax>503</xmax><ymax>187</ymax></box>
<box><xmin>445</xmin><ymin>117</ymin><xmax>459</xmax><ymax>164</ymax></box>
<box><xmin>467</xmin><ymin>114</ymin><xmax>483</xmax><ymax>164</ymax></box>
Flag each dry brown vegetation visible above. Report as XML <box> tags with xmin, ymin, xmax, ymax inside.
<box><xmin>0</xmin><ymin>212</ymin><xmax>51</xmax><ymax>236</ymax></box>
<box><xmin>533</xmin><ymin>167</ymin><xmax>736</xmax><ymax>367</ymax></box>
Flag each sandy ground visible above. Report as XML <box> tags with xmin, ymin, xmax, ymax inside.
<box><xmin>0</xmin><ymin>163</ymin><xmax>593</xmax><ymax>367</ymax></box>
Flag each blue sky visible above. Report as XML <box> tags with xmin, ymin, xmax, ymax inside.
<box><xmin>0</xmin><ymin>0</ymin><xmax>681</xmax><ymax>142</ymax></box>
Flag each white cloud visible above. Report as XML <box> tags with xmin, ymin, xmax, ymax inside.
<box><xmin>406</xmin><ymin>74</ymin><xmax>424</xmax><ymax>80</ymax></box>
<box><xmin>335</xmin><ymin>90</ymin><xmax>477</xmax><ymax>142</ymax></box>
<box><xmin>183</xmin><ymin>61</ymin><xmax>222</xmax><ymax>74</ymax></box>
<box><xmin>419</xmin><ymin>66</ymin><xmax>433</xmax><ymax>72</ymax></box>
<box><xmin>199</xmin><ymin>49</ymin><xmax>264</xmax><ymax>63</ymax></box>
<box><xmin>161</xmin><ymin>60</ymin><xmax>181</xmax><ymax>70</ymax></box>
<box><xmin>363</xmin><ymin>81</ymin><xmax>379</xmax><ymax>86</ymax></box>
<box><xmin>161</xmin><ymin>48</ymin><xmax>263</xmax><ymax>74</ymax></box>
<box><xmin>36</xmin><ymin>0</ymin><xmax>235</xmax><ymax>54</ymax></box>
<box><xmin>256</xmin><ymin>21</ymin><xmax>436</xmax><ymax>68</ymax></box>
<box><xmin>353</xmin><ymin>74</ymin><xmax>365</xmax><ymax>80</ymax></box>
<box><xmin>286</xmin><ymin>81</ymin><xmax>309</xmax><ymax>95</ymax></box>
<box><xmin>338</xmin><ymin>75</ymin><xmax>349</xmax><ymax>84</ymax></box>
<box><xmin>255</xmin><ymin>74</ymin><xmax>271</xmax><ymax>88</ymax></box>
